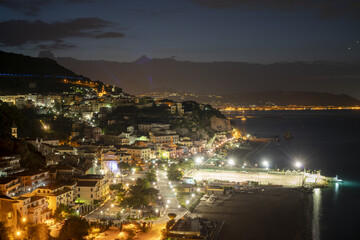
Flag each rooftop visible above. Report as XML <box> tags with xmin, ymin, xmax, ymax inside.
<box><xmin>0</xmin><ymin>193</ymin><xmax>17</xmax><ymax>201</ymax></box>
<box><xmin>13</xmin><ymin>169</ymin><xmax>48</xmax><ymax>177</ymax></box>
<box><xmin>77</xmin><ymin>174</ymin><xmax>104</xmax><ymax>180</ymax></box>
<box><xmin>170</xmin><ymin>217</ymin><xmax>201</xmax><ymax>234</ymax></box>
<box><xmin>0</xmin><ymin>176</ymin><xmax>19</xmax><ymax>184</ymax></box>
<box><xmin>77</xmin><ymin>180</ymin><xmax>98</xmax><ymax>187</ymax></box>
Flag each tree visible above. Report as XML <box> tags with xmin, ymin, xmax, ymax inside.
<box><xmin>54</xmin><ymin>204</ymin><xmax>75</xmax><ymax>221</ymax></box>
<box><xmin>26</xmin><ymin>224</ymin><xmax>50</xmax><ymax>240</ymax></box>
<box><xmin>118</xmin><ymin>161</ymin><xmax>131</xmax><ymax>171</ymax></box>
<box><xmin>109</xmin><ymin>183</ymin><xmax>124</xmax><ymax>192</ymax></box>
<box><xmin>58</xmin><ymin>216</ymin><xmax>90</xmax><ymax>240</ymax></box>
<box><xmin>180</xmin><ymin>159</ymin><xmax>194</xmax><ymax>170</ymax></box>
<box><xmin>146</xmin><ymin>169</ymin><xmax>157</xmax><ymax>183</ymax></box>
<box><xmin>167</xmin><ymin>164</ymin><xmax>183</xmax><ymax>181</ymax></box>
<box><xmin>0</xmin><ymin>221</ymin><xmax>10</xmax><ymax>240</ymax></box>
<box><xmin>121</xmin><ymin>178</ymin><xmax>159</xmax><ymax>208</ymax></box>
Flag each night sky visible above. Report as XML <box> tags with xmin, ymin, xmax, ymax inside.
<box><xmin>1</xmin><ymin>0</ymin><xmax>359</xmax><ymax>63</ymax></box>
<box><xmin>1</xmin><ymin>0</ymin><xmax>360</xmax><ymax>97</ymax></box>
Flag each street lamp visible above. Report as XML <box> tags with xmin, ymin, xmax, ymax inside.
<box><xmin>295</xmin><ymin>161</ymin><xmax>302</xmax><ymax>168</ymax></box>
<box><xmin>228</xmin><ymin>159</ymin><xmax>235</xmax><ymax>166</ymax></box>
<box><xmin>262</xmin><ymin>160</ymin><xmax>269</xmax><ymax>169</ymax></box>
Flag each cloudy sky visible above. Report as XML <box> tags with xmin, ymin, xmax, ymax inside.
<box><xmin>0</xmin><ymin>0</ymin><xmax>359</xmax><ymax>63</ymax></box>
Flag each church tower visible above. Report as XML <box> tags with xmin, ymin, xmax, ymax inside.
<box><xmin>11</xmin><ymin>122</ymin><xmax>17</xmax><ymax>138</ymax></box>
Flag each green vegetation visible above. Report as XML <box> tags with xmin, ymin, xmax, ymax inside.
<box><xmin>173</xmin><ymin>101</ymin><xmax>226</xmax><ymax>140</ymax></box>
<box><xmin>167</xmin><ymin>164</ymin><xmax>183</xmax><ymax>181</ymax></box>
<box><xmin>0</xmin><ymin>50</ymin><xmax>94</xmax><ymax>95</ymax></box>
<box><xmin>46</xmin><ymin>115</ymin><xmax>74</xmax><ymax>141</ymax></box>
<box><xmin>167</xmin><ymin>159</ymin><xmax>194</xmax><ymax>181</ymax></box>
<box><xmin>110</xmin><ymin>183</ymin><xmax>125</xmax><ymax>192</ymax></box>
<box><xmin>121</xmin><ymin>178</ymin><xmax>159</xmax><ymax>208</ymax></box>
<box><xmin>110</xmin><ymin>183</ymin><xmax>127</xmax><ymax>203</ymax></box>
<box><xmin>118</xmin><ymin>161</ymin><xmax>131</xmax><ymax>171</ymax></box>
<box><xmin>26</xmin><ymin>223</ymin><xmax>50</xmax><ymax>240</ymax></box>
<box><xmin>54</xmin><ymin>204</ymin><xmax>76</xmax><ymax>221</ymax></box>
<box><xmin>58</xmin><ymin>216</ymin><xmax>90</xmax><ymax>240</ymax></box>
<box><xmin>146</xmin><ymin>169</ymin><xmax>157</xmax><ymax>183</ymax></box>
<box><xmin>0</xmin><ymin>103</ymin><xmax>43</xmax><ymax>138</ymax></box>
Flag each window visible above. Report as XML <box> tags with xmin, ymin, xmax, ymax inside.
<box><xmin>91</xmin><ymin>194</ymin><xmax>93</xmax><ymax>198</ymax></box>
<box><xmin>91</xmin><ymin>188</ymin><xmax>93</xmax><ymax>192</ymax></box>
<box><xmin>78</xmin><ymin>188</ymin><xmax>80</xmax><ymax>191</ymax></box>
<box><xmin>77</xmin><ymin>194</ymin><xmax>80</xmax><ymax>198</ymax></box>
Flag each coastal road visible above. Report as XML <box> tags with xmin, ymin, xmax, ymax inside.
<box><xmin>133</xmin><ymin>220</ymin><xmax>166</xmax><ymax>240</ymax></box>
<box><xmin>156</xmin><ymin>170</ymin><xmax>187</xmax><ymax>216</ymax></box>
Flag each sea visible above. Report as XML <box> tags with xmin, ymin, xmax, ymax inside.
<box><xmin>232</xmin><ymin>110</ymin><xmax>360</xmax><ymax>240</ymax></box>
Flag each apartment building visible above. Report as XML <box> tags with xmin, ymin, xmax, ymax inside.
<box><xmin>120</xmin><ymin>146</ymin><xmax>151</xmax><ymax>162</ymax></box>
<box><xmin>13</xmin><ymin>170</ymin><xmax>50</xmax><ymax>192</ymax></box>
<box><xmin>33</xmin><ymin>182</ymin><xmax>76</xmax><ymax>215</ymax></box>
<box><xmin>76</xmin><ymin>175</ymin><xmax>109</xmax><ymax>205</ymax></box>
<box><xmin>0</xmin><ymin>155</ymin><xmax>22</xmax><ymax>176</ymax></box>
<box><xmin>0</xmin><ymin>177</ymin><xmax>22</xmax><ymax>197</ymax></box>
<box><xmin>15</xmin><ymin>195</ymin><xmax>51</xmax><ymax>224</ymax></box>
<box><xmin>149</xmin><ymin>133</ymin><xmax>179</xmax><ymax>145</ymax></box>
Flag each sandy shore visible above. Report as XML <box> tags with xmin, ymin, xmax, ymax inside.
<box><xmin>192</xmin><ymin>187</ymin><xmax>312</xmax><ymax>240</ymax></box>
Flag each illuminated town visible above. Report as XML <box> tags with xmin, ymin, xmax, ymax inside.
<box><xmin>1</xmin><ymin>1</ymin><xmax>359</xmax><ymax>240</ymax></box>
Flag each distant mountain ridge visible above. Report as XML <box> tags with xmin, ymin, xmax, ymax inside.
<box><xmin>0</xmin><ymin>50</ymin><xmax>94</xmax><ymax>94</ymax></box>
<box><xmin>0</xmin><ymin>50</ymin><xmax>76</xmax><ymax>75</ymax></box>
<box><xmin>45</xmin><ymin>52</ymin><xmax>360</xmax><ymax>100</ymax></box>
<box><xmin>142</xmin><ymin>88</ymin><xmax>360</xmax><ymax>106</ymax></box>
<box><xmin>222</xmin><ymin>91</ymin><xmax>360</xmax><ymax>106</ymax></box>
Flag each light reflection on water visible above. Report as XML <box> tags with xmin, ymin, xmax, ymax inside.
<box><xmin>333</xmin><ymin>183</ymin><xmax>339</xmax><ymax>203</ymax></box>
<box><xmin>312</xmin><ymin>188</ymin><xmax>321</xmax><ymax>240</ymax></box>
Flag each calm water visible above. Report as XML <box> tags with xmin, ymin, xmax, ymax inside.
<box><xmin>233</xmin><ymin>110</ymin><xmax>360</xmax><ymax>240</ymax></box>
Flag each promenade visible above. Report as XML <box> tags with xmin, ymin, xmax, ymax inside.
<box><xmin>192</xmin><ymin>170</ymin><xmax>304</xmax><ymax>186</ymax></box>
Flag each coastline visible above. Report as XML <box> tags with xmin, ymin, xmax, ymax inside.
<box><xmin>192</xmin><ymin>186</ymin><xmax>312</xmax><ymax>240</ymax></box>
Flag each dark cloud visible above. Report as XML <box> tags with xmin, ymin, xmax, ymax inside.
<box><xmin>95</xmin><ymin>32</ymin><xmax>125</xmax><ymax>39</ymax></box>
<box><xmin>136</xmin><ymin>7</ymin><xmax>186</xmax><ymax>17</ymax></box>
<box><xmin>189</xmin><ymin>0</ymin><xmax>360</xmax><ymax>19</ymax></box>
<box><xmin>0</xmin><ymin>0</ymin><xmax>95</xmax><ymax>15</ymax></box>
<box><xmin>37</xmin><ymin>40</ymin><xmax>76</xmax><ymax>50</ymax></box>
<box><xmin>0</xmin><ymin>18</ymin><xmax>125</xmax><ymax>49</ymax></box>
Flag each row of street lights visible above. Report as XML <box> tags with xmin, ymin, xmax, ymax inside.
<box><xmin>261</xmin><ymin>160</ymin><xmax>304</xmax><ymax>170</ymax></box>
<box><xmin>220</xmin><ymin>158</ymin><xmax>305</xmax><ymax>170</ymax></box>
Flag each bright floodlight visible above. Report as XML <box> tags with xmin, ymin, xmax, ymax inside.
<box><xmin>295</xmin><ymin>161</ymin><xmax>302</xmax><ymax>168</ymax></box>
<box><xmin>228</xmin><ymin>159</ymin><xmax>235</xmax><ymax>166</ymax></box>
<box><xmin>262</xmin><ymin>160</ymin><xmax>269</xmax><ymax>167</ymax></box>
<box><xmin>195</xmin><ymin>157</ymin><xmax>202</xmax><ymax>164</ymax></box>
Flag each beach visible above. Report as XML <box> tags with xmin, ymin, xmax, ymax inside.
<box><xmin>192</xmin><ymin>187</ymin><xmax>312</xmax><ymax>240</ymax></box>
